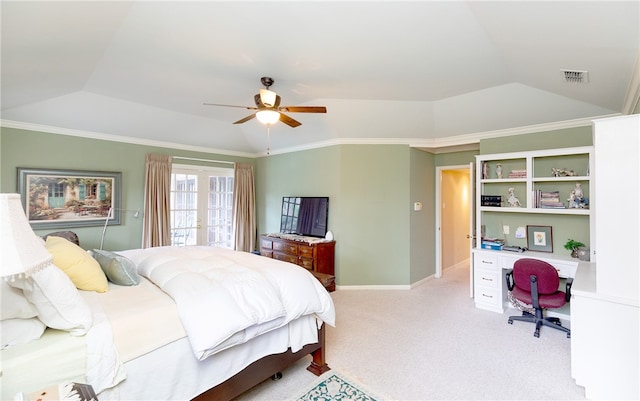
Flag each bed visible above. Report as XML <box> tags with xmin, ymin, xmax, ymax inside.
<box><xmin>1</xmin><ymin>244</ymin><xmax>335</xmax><ymax>401</ymax></box>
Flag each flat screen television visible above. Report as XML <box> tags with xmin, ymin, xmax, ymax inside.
<box><xmin>280</xmin><ymin>196</ymin><xmax>329</xmax><ymax>238</ymax></box>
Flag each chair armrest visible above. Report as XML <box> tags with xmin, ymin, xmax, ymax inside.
<box><xmin>565</xmin><ymin>277</ymin><xmax>574</xmax><ymax>302</ymax></box>
<box><xmin>505</xmin><ymin>269</ymin><xmax>514</xmax><ymax>291</ymax></box>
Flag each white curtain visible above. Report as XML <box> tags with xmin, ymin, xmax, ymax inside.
<box><xmin>142</xmin><ymin>153</ymin><xmax>172</xmax><ymax>248</ymax></box>
<box><xmin>232</xmin><ymin>163</ymin><xmax>256</xmax><ymax>252</ymax></box>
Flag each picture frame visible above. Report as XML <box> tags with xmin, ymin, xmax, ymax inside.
<box><xmin>17</xmin><ymin>168</ymin><xmax>122</xmax><ymax>229</ymax></box>
<box><xmin>526</xmin><ymin>225</ymin><xmax>553</xmax><ymax>253</ymax></box>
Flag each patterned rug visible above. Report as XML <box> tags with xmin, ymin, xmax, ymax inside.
<box><xmin>291</xmin><ymin>370</ymin><xmax>389</xmax><ymax>401</ymax></box>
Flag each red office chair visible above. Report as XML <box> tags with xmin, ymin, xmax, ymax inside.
<box><xmin>505</xmin><ymin>258</ymin><xmax>572</xmax><ymax>338</ymax></box>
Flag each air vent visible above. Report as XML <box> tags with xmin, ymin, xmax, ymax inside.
<box><xmin>561</xmin><ymin>69</ymin><xmax>589</xmax><ymax>84</ymax></box>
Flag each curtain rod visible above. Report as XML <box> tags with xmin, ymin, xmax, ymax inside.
<box><xmin>172</xmin><ymin>156</ymin><xmax>235</xmax><ymax>165</ymax></box>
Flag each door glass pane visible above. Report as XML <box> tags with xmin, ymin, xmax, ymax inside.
<box><xmin>170</xmin><ymin>173</ymin><xmax>198</xmax><ymax>246</ymax></box>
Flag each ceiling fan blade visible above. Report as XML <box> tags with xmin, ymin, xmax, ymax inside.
<box><xmin>279</xmin><ymin>113</ymin><xmax>302</xmax><ymax>128</ymax></box>
<box><xmin>204</xmin><ymin>102</ymin><xmax>257</xmax><ymax>110</ymax></box>
<box><xmin>233</xmin><ymin>113</ymin><xmax>257</xmax><ymax>124</ymax></box>
<box><xmin>279</xmin><ymin>106</ymin><xmax>327</xmax><ymax>113</ymax></box>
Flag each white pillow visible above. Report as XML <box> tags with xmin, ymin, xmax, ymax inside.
<box><xmin>8</xmin><ymin>264</ymin><xmax>93</xmax><ymax>336</ymax></box>
<box><xmin>1</xmin><ymin>280</ymin><xmax>38</xmax><ymax>320</ymax></box>
<box><xmin>0</xmin><ymin>318</ymin><xmax>46</xmax><ymax>349</ymax></box>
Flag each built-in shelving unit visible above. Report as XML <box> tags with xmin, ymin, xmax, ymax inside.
<box><xmin>475</xmin><ymin>146</ymin><xmax>594</xmax><ymax>259</ymax></box>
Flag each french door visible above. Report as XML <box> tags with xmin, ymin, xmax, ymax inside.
<box><xmin>170</xmin><ymin>165</ymin><xmax>234</xmax><ymax>248</ymax></box>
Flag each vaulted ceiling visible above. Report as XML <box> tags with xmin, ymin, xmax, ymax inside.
<box><xmin>2</xmin><ymin>1</ymin><xmax>639</xmax><ymax>156</ymax></box>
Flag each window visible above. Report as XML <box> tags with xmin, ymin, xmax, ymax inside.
<box><xmin>170</xmin><ymin>165</ymin><xmax>234</xmax><ymax>248</ymax></box>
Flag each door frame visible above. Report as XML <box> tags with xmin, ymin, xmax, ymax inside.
<box><xmin>435</xmin><ymin>164</ymin><xmax>473</xmax><ymax>279</ymax></box>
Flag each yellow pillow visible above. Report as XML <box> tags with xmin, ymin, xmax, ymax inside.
<box><xmin>45</xmin><ymin>236</ymin><xmax>108</xmax><ymax>293</ymax></box>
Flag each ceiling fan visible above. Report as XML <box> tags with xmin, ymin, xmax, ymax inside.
<box><xmin>203</xmin><ymin>77</ymin><xmax>327</xmax><ymax>128</ymax></box>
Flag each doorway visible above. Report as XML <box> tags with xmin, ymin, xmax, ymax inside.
<box><xmin>435</xmin><ymin>165</ymin><xmax>472</xmax><ymax>279</ymax></box>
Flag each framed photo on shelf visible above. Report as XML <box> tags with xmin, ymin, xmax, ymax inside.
<box><xmin>526</xmin><ymin>225</ymin><xmax>553</xmax><ymax>252</ymax></box>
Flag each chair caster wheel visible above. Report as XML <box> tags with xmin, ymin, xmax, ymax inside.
<box><xmin>271</xmin><ymin>372</ymin><xmax>283</xmax><ymax>381</ymax></box>
<box><xmin>534</xmin><ymin>331</ymin><xmax>540</xmax><ymax>338</ymax></box>
<box><xmin>567</xmin><ymin>333</ymin><xmax>571</xmax><ymax>339</ymax></box>
<box><xmin>508</xmin><ymin>319</ymin><xmax>513</xmax><ymax>325</ymax></box>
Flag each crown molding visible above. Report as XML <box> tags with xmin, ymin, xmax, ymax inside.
<box><xmin>2</xmin><ymin>114</ymin><xmax>618</xmax><ymax>159</ymax></box>
<box><xmin>0</xmin><ymin>120</ymin><xmax>256</xmax><ymax>159</ymax></box>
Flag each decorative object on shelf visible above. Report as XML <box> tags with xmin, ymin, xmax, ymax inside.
<box><xmin>325</xmin><ymin>230</ymin><xmax>334</xmax><ymax>241</ymax></box>
<box><xmin>563</xmin><ymin>238</ymin><xmax>585</xmax><ymax>258</ymax></box>
<box><xmin>506</xmin><ymin>187</ymin><xmax>521</xmax><ymax>207</ymax></box>
<box><xmin>527</xmin><ymin>225</ymin><xmax>553</xmax><ymax>253</ymax></box>
<box><xmin>495</xmin><ymin>163</ymin><xmax>503</xmax><ymax>179</ymax></box>
<box><xmin>568</xmin><ymin>182</ymin><xmax>588</xmax><ymax>209</ymax></box>
<box><xmin>482</xmin><ymin>162</ymin><xmax>488</xmax><ymax>179</ymax></box>
<box><xmin>551</xmin><ymin>167</ymin><xmax>577</xmax><ymax>177</ymax></box>
<box><xmin>576</xmin><ymin>248</ymin><xmax>590</xmax><ymax>261</ymax></box>
<box><xmin>573</xmin><ymin>182</ymin><xmax>584</xmax><ymax>199</ymax></box>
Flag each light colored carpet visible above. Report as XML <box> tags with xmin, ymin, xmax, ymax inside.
<box><xmin>236</xmin><ymin>263</ymin><xmax>586</xmax><ymax>400</ymax></box>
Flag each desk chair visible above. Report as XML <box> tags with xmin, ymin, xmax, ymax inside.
<box><xmin>505</xmin><ymin>258</ymin><xmax>572</xmax><ymax>338</ymax></box>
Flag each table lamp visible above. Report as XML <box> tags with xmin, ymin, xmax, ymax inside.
<box><xmin>0</xmin><ymin>193</ymin><xmax>53</xmax><ymax>282</ymax></box>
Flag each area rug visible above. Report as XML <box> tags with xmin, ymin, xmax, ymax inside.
<box><xmin>290</xmin><ymin>370</ymin><xmax>389</xmax><ymax>401</ymax></box>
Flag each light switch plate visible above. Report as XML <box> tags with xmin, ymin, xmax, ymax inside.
<box><xmin>503</xmin><ymin>225</ymin><xmax>509</xmax><ymax>235</ymax></box>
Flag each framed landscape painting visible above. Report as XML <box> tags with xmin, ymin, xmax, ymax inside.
<box><xmin>17</xmin><ymin>168</ymin><xmax>122</xmax><ymax>229</ymax></box>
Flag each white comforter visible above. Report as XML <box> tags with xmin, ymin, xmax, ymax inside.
<box><xmin>118</xmin><ymin>246</ymin><xmax>335</xmax><ymax>361</ymax></box>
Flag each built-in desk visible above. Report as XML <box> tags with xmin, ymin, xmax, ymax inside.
<box><xmin>472</xmin><ymin>248</ymin><xmax>580</xmax><ymax>319</ymax></box>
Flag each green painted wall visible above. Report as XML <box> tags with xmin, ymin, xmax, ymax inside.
<box><xmin>481</xmin><ymin>126</ymin><xmax>592</xmax><ymax>154</ymax></box>
<box><xmin>435</xmin><ymin>150</ymin><xmax>478</xmax><ymax>167</ymax></box>
<box><xmin>410</xmin><ymin>148</ymin><xmax>436</xmax><ymax>283</ymax></box>
<box><xmin>0</xmin><ymin>127</ymin><xmax>253</xmax><ymax>251</ymax></box>
<box><xmin>257</xmin><ymin>144</ymin><xmax>412</xmax><ymax>286</ymax></box>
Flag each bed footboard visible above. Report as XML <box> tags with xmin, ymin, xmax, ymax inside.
<box><xmin>192</xmin><ymin>324</ymin><xmax>329</xmax><ymax>401</ymax></box>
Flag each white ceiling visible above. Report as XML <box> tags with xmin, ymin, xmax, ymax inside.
<box><xmin>2</xmin><ymin>1</ymin><xmax>639</xmax><ymax>156</ymax></box>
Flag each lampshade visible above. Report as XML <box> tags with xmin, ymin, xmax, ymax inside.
<box><xmin>0</xmin><ymin>193</ymin><xmax>53</xmax><ymax>281</ymax></box>
<box><xmin>256</xmin><ymin>110</ymin><xmax>280</xmax><ymax>125</ymax></box>
<box><xmin>259</xmin><ymin>88</ymin><xmax>277</xmax><ymax>107</ymax></box>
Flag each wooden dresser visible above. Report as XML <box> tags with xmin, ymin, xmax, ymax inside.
<box><xmin>260</xmin><ymin>234</ymin><xmax>335</xmax><ymax>291</ymax></box>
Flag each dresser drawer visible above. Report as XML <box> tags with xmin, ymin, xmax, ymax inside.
<box><xmin>299</xmin><ymin>245</ymin><xmax>314</xmax><ymax>258</ymax></box>
<box><xmin>274</xmin><ymin>241</ymin><xmax>298</xmax><ymax>255</ymax></box>
<box><xmin>274</xmin><ymin>252</ymin><xmax>298</xmax><ymax>264</ymax></box>
<box><xmin>260</xmin><ymin>250</ymin><xmax>273</xmax><ymax>258</ymax></box>
<box><xmin>260</xmin><ymin>238</ymin><xmax>273</xmax><ymax>250</ymax></box>
<box><xmin>299</xmin><ymin>257</ymin><xmax>314</xmax><ymax>270</ymax></box>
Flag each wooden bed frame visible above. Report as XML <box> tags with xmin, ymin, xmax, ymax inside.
<box><xmin>192</xmin><ymin>324</ymin><xmax>329</xmax><ymax>401</ymax></box>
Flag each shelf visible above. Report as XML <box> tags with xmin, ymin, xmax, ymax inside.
<box><xmin>532</xmin><ymin>175</ymin><xmax>589</xmax><ymax>182</ymax></box>
<box><xmin>479</xmin><ymin>206</ymin><xmax>590</xmax><ymax>215</ymax></box>
<box><xmin>480</xmin><ymin>178</ymin><xmax>527</xmax><ymax>184</ymax></box>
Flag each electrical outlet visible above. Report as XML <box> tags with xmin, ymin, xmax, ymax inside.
<box><xmin>503</xmin><ymin>225</ymin><xmax>510</xmax><ymax>235</ymax></box>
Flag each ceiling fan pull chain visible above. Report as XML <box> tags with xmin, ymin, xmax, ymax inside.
<box><xmin>267</xmin><ymin>126</ymin><xmax>271</xmax><ymax>156</ymax></box>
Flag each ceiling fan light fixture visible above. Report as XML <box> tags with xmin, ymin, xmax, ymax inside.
<box><xmin>256</xmin><ymin>110</ymin><xmax>280</xmax><ymax>125</ymax></box>
<box><xmin>259</xmin><ymin>88</ymin><xmax>277</xmax><ymax>107</ymax></box>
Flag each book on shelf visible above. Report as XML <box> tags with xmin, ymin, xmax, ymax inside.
<box><xmin>508</xmin><ymin>169</ymin><xmax>527</xmax><ymax>178</ymax></box>
<box><xmin>533</xmin><ymin>190</ymin><xmax>566</xmax><ymax>209</ymax></box>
